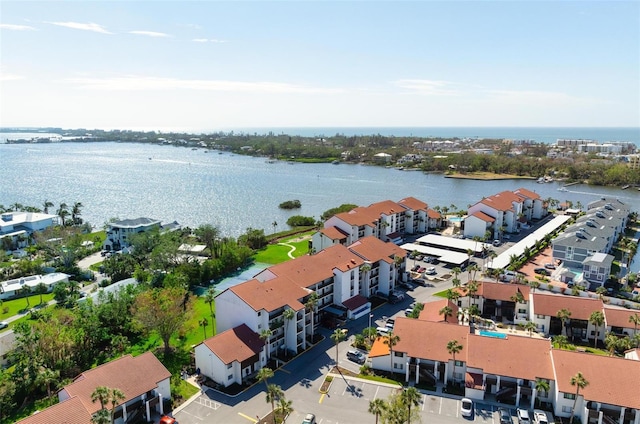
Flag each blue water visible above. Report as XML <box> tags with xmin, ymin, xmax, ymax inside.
<box><xmin>195</xmin><ymin>263</ymin><xmax>270</xmax><ymax>295</ymax></box>
<box><xmin>479</xmin><ymin>330</ymin><xmax>507</xmax><ymax>339</ymax></box>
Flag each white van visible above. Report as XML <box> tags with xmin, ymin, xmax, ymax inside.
<box><xmin>376</xmin><ymin>326</ymin><xmax>390</xmax><ymax>336</ymax></box>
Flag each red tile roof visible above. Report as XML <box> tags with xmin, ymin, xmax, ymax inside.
<box><xmin>398</xmin><ymin>197</ymin><xmax>428</xmax><ymax>211</ymax></box>
<box><xmin>61</xmin><ymin>352</ymin><xmax>170</xmax><ymax>416</ymax></box>
<box><xmin>334</xmin><ymin>200</ymin><xmax>404</xmax><ymax>227</ymax></box>
<box><xmin>532</xmin><ymin>293</ymin><xmax>602</xmax><ymax>321</ymax></box>
<box><xmin>343</xmin><ymin>294</ymin><xmax>369</xmax><ymax>310</ymax></box>
<box><xmin>348</xmin><ymin>236</ymin><xmax>406</xmax><ymax>264</ymax></box>
<box><xmin>603</xmin><ymin>306</ymin><xmax>640</xmax><ymax>329</ymax></box>
<box><xmin>552</xmin><ymin>349</ymin><xmax>640</xmax><ymax>409</ymax></box>
<box><xmin>427</xmin><ymin>209</ymin><xmax>442</xmax><ymax>219</ymax></box>
<box><xmin>479</xmin><ymin>190</ymin><xmax>521</xmax><ymax>212</ymax></box>
<box><xmin>470</xmin><ymin>211</ymin><xmax>495</xmax><ymax>223</ymax></box>
<box><xmin>320</xmin><ymin>226</ymin><xmax>349</xmax><ymax>240</ymax></box>
<box><xmin>419</xmin><ymin>299</ymin><xmax>459</xmax><ymax>324</ymax></box>
<box><xmin>477</xmin><ymin>282</ymin><xmax>529</xmax><ymax>302</ymax></box>
<box><xmin>202</xmin><ymin>324</ymin><xmax>264</xmax><ymax>365</ymax></box>
<box><xmin>513</xmin><ymin>187</ymin><xmax>541</xmax><ymax>200</ymax></box>
<box><xmin>229</xmin><ymin>277</ymin><xmax>308</xmax><ymax>312</ymax></box>
<box><xmin>16</xmin><ymin>396</ymin><xmax>92</xmax><ymax>424</ymax></box>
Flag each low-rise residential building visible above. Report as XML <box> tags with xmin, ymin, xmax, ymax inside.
<box><xmin>17</xmin><ymin>352</ymin><xmax>172</xmax><ymax>424</ymax></box>
<box><xmin>472</xmin><ymin>282</ymin><xmax>531</xmax><ymax>326</ymax></box>
<box><xmin>0</xmin><ymin>211</ymin><xmax>58</xmax><ymax>248</ymax></box>
<box><xmin>0</xmin><ymin>272</ymin><xmax>69</xmax><ymax>300</ymax></box>
<box><xmin>531</xmin><ymin>294</ymin><xmax>604</xmax><ymax>342</ymax></box>
<box><xmin>103</xmin><ymin>218</ymin><xmax>181</xmax><ymax>251</ymax></box>
<box><xmin>195</xmin><ymin>324</ymin><xmax>265</xmax><ymax>388</ymax></box>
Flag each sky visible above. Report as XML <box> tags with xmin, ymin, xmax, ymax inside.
<box><xmin>0</xmin><ymin>1</ymin><xmax>639</xmax><ymax>131</ymax></box>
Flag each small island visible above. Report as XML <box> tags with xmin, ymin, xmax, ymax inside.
<box><xmin>279</xmin><ymin>200</ymin><xmax>302</xmax><ymax>209</ymax></box>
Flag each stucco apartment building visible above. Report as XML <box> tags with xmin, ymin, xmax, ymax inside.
<box><xmin>370</xmin><ymin>314</ymin><xmax>640</xmax><ymax>424</ymax></box>
<box><xmin>17</xmin><ymin>352</ymin><xmax>172</xmax><ymax>424</ymax></box>
<box><xmin>202</xmin><ymin>236</ymin><xmax>406</xmax><ymax>387</ymax></box>
<box><xmin>464</xmin><ymin>188</ymin><xmax>547</xmax><ymax>240</ymax></box>
<box><xmin>311</xmin><ymin>197</ymin><xmax>442</xmax><ymax>252</ymax></box>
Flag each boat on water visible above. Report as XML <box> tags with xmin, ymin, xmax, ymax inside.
<box><xmin>537</xmin><ymin>177</ymin><xmax>545</xmax><ymax>184</ymax></box>
<box><xmin>621</xmin><ymin>185</ymin><xmax>630</xmax><ymax>190</ymax></box>
<box><xmin>557</xmin><ymin>187</ymin><xmax>568</xmax><ymax>192</ymax></box>
<box><xmin>331</xmin><ymin>160</ymin><xmax>340</xmax><ymax>165</ymax></box>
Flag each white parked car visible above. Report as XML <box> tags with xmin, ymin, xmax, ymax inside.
<box><xmin>533</xmin><ymin>410</ymin><xmax>548</xmax><ymax>424</ymax></box>
<box><xmin>517</xmin><ymin>409</ymin><xmax>530</xmax><ymax>424</ymax></box>
<box><xmin>461</xmin><ymin>398</ymin><xmax>473</xmax><ymax>417</ymax></box>
<box><xmin>425</xmin><ymin>267</ymin><xmax>437</xmax><ymax>275</ymax></box>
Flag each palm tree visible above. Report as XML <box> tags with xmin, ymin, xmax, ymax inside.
<box><xmin>257</xmin><ymin>367</ymin><xmax>274</xmax><ymax>392</ymax></box>
<box><xmin>304</xmin><ymin>292</ymin><xmax>319</xmax><ymax>344</ymax></box>
<box><xmin>36</xmin><ymin>366</ymin><xmax>59</xmax><ymax>399</ymax></box>
<box><xmin>552</xmin><ymin>335</ymin><xmax>569</xmax><ymax>349</ymax></box>
<box><xmin>629</xmin><ymin>313</ymin><xmax>640</xmax><ymax>340</ymax></box>
<box><xmin>569</xmin><ymin>372</ymin><xmax>589</xmax><ymax>424</ymax></box>
<box><xmin>71</xmin><ymin>201</ymin><xmax>83</xmax><ymax>225</ymax></box>
<box><xmin>276</xmin><ymin>396</ymin><xmax>293</xmax><ymax>422</ymax></box>
<box><xmin>439</xmin><ymin>305</ymin><xmax>453</xmax><ymax>323</ymax></box>
<box><xmin>260</xmin><ymin>329</ymin><xmax>273</xmax><ymax>359</ymax></box>
<box><xmin>383</xmin><ymin>331</ymin><xmax>400</xmax><ymax>374</ymax></box>
<box><xmin>529</xmin><ymin>280</ymin><xmax>540</xmax><ymax>293</ymax></box>
<box><xmin>524</xmin><ymin>321</ymin><xmax>537</xmax><ymax>337</ymax></box>
<box><xmin>108</xmin><ymin>388</ymin><xmax>125</xmax><ymax>423</ymax></box>
<box><xmin>57</xmin><ymin>202</ymin><xmax>69</xmax><ymax>226</ymax></box>
<box><xmin>604</xmin><ymin>332</ymin><xmax>619</xmax><ymax>356</ymax></box>
<box><xmin>266</xmin><ymin>383</ymin><xmax>284</xmax><ymax>424</ymax></box>
<box><xmin>510</xmin><ymin>291</ymin><xmax>524</xmax><ymax>304</ymax></box>
<box><xmin>91</xmin><ymin>409</ymin><xmax>110</xmax><ymax>424</ymax></box>
<box><xmin>282</xmin><ymin>308</ymin><xmax>296</xmax><ymax>355</ymax></box>
<box><xmin>533</xmin><ymin>378</ymin><xmax>550</xmax><ymax>408</ymax></box>
<box><xmin>589</xmin><ymin>311</ymin><xmax>604</xmax><ymax>348</ymax></box>
<box><xmin>557</xmin><ymin>308</ymin><xmax>572</xmax><ymax>337</ymax></box>
<box><xmin>35</xmin><ymin>282</ymin><xmax>48</xmax><ymax>305</ymax></box>
<box><xmin>20</xmin><ymin>285</ymin><xmax>31</xmax><ymax>309</ymax></box>
<box><xmin>466</xmin><ymin>281</ymin><xmax>480</xmax><ymax>307</ymax></box>
<box><xmin>199</xmin><ymin>317</ymin><xmax>209</xmax><ymax>339</ymax></box>
<box><xmin>368</xmin><ymin>398</ymin><xmax>387</xmax><ymax>424</ymax></box>
<box><xmin>91</xmin><ymin>386</ymin><xmax>110</xmax><ymax>410</ymax></box>
<box><xmin>43</xmin><ymin>200</ymin><xmax>54</xmax><ymax>214</ymax></box>
<box><xmin>401</xmin><ymin>387</ymin><xmax>421</xmax><ymax>424</ymax></box>
<box><xmin>446</xmin><ymin>340</ymin><xmax>463</xmax><ymax>383</ymax></box>
<box><xmin>330</xmin><ymin>328</ymin><xmax>347</xmax><ymax>364</ymax></box>
<box><xmin>595</xmin><ymin>286</ymin><xmax>607</xmax><ymax>300</ymax></box>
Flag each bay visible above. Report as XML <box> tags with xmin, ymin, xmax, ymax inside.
<box><xmin>2</xmin><ymin>141</ymin><xmax>638</xmax><ymax>239</ymax></box>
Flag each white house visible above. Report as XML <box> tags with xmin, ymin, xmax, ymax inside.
<box><xmin>18</xmin><ymin>352</ymin><xmax>172</xmax><ymax>424</ymax></box>
<box><xmin>195</xmin><ymin>324</ymin><xmax>265</xmax><ymax>388</ymax></box>
<box><xmin>103</xmin><ymin>218</ymin><xmax>181</xmax><ymax>251</ymax></box>
<box><xmin>0</xmin><ymin>211</ymin><xmax>58</xmax><ymax>248</ymax></box>
<box><xmin>0</xmin><ymin>272</ymin><xmax>69</xmax><ymax>300</ymax></box>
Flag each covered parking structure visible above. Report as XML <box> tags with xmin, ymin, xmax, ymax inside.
<box><xmin>415</xmin><ymin>234</ymin><xmax>491</xmax><ymax>256</ymax></box>
<box><xmin>487</xmin><ymin>215</ymin><xmax>573</xmax><ymax>271</ymax></box>
<box><xmin>400</xmin><ymin>242</ymin><xmax>469</xmax><ymax>267</ymax></box>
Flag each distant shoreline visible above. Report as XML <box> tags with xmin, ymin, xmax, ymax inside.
<box><xmin>445</xmin><ymin>172</ymin><xmax>537</xmax><ymax>181</ymax></box>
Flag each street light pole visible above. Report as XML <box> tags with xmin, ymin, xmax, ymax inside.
<box><xmin>369</xmin><ymin>313</ymin><xmax>373</xmax><ymax>330</ymax></box>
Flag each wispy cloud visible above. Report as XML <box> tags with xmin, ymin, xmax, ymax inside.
<box><xmin>0</xmin><ymin>24</ymin><xmax>37</xmax><ymax>31</ymax></box>
<box><xmin>0</xmin><ymin>73</ymin><xmax>25</xmax><ymax>82</ymax></box>
<box><xmin>192</xmin><ymin>38</ymin><xmax>227</xmax><ymax>43</ymax></box>
<box><xmin>393</xmin><ymin>79</ymin><xmax>462</xmax><ymax>96</ymax></box>
<box><xmin>64</xmin><ymin>75</ymin><xmax>342</xmax><ymax>94</ymax></box>
<box><xmin>48</xmin><ymin>21</ymin><xmax>112</xmax><ymax>34</ymax></box>
<box><xmin>129</xmin><ymin>30</ymin><xmax>171</xmax><ymax>38</ymax></box>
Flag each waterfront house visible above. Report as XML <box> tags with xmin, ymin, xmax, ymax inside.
<box><xmin>103</xmin><ymin>218</ymin><xmax>181</xmax><ymax>251</ymax></box>
<box><xmin>0</xmin><ymin>211</ymin><xmax>58</xmax><ymax>248</ymax></box>
<box><xmin>194</xmin><ymin>324</ymin><xmax>265</xmax><ymax>388</ymax></box>
<box><xmin>0</xmin><ymin>272</ymin><xmax>69</xmax><ymax>300</ymax></box>
<box><xmin>17</xmin><ymin>352</ymin><xmax>172</xmax><ymax>424</ymax></box>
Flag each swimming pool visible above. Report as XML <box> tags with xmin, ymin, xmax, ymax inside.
<box><xmin>449</xmin><ymin>217</ymin><xmax>463</xmax><ymax>223</ymax></box>
<box><xmin>479</xmin><ymin>330</ymin><xmax>507</xmax><ymax>339</ymax></box>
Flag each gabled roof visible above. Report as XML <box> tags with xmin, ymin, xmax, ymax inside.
<box><xmin>202</xmin><ymin>324</ymin><xmax>264</xmax><ymax>365</ymax></box>
<box><xmin>469</xmin><ymin>211</ymin><xmax>496</xmax><ymax>223</ymax></box>
<box><xmin>61</xmin><ymin>352</ymin><xmax>170</xmax><ymax>416</ymax></box>
<box><xmin>229</xmin><ymin>277</ymin><xmax>308</xmax><ymax>312</ymax></box>
<box><xmin>348</xmin><ymin>236</ymin><xmax>406</xmax><ymax>264</ymax></box>
<box><xmin>334</xmin><ymin>200</ymin><xmax>404</xmax><ymax>227</ymax></box>
<box><xmin>16</xmin><ymin>396</ymin><xmax>92</xmax><ymax>424</ymax></box>
<box><xmin>477</xmin><ymin>282</ymin><xmax>529</xmax><ymax>302</ymax></box>
<box><xmin>110</xmin><ymin>217</ymin><xmax>161</xmax><ymax>228</ymax></box>
<box><xmin>479</xmin><ymin>191</ymin><xmax>522</xmax><ymax>212</ymax></box>
<box><xmin>513</xmin><ymin>187</ymin><xmax>541</xmax><ymax>200</ymax></box>
<box><xmin>370</xmin><ymin>319</ymin><xmax>470</xmax><ymax>362</ymax></box>
<box><xmin>343</xmin><ymin>294</ymin><xmax>368</xmax><ymax>311</ymax></box>
<box><xmin>319</xmin><ymin>226</ymin><xmax>349</xmax><ymax>240</ymax></box>
<box><xmin>552</xmin><ymin>349</ymin><xmax>640</xmax><ymax>409</ymax></box>
<box><xmin>532</xmin><ymin>293</ymin><xmax>602</xmax><ymax>321</ymax></box>
<box><xmin>427</xmin><ymin>209</ymin><xmax>442</xmax><ymax>219</ymax></box>
<box><xmin>418</xmin><ymin>299</ymin><xmax>459</xmax><ymax>324</ymax></box>
<box><xmin>467</xmin><ymin>334</ymin><xmax>554</xmax><ymax>381</ymax></box>
<box><xmin>603</xmin><ymin>306</ymin><xmax>640</xmax><ymax>329</ymax></box>
<box><xmin>397</xmin><ymin>197</ymin><xmax>428</xmax><ymax>212</ymax></box>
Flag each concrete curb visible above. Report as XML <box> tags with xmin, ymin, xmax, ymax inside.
<box><xmin>172</xmin><ymin>378</ymin><xmax>205</xmax><ymax>414</ymax></box>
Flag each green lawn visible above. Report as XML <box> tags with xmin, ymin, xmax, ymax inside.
<box><xmin>0</xmin><ymin>293</ymin><xmax>54</xmax><ymax>319</ymax></box>
<box><xmin>254</xmin><ymin>233</ymin><xmax>312</xmax><ymax>264</ymax></box>
<box><xmin>433</xmin><ymin>289</ymin><xmax>449</xmax><ymax>298</ymax></box>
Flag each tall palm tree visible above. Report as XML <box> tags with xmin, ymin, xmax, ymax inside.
<box><xmin>260</xmin><ymin>329</ymin><xmax>273</xmax><ymax>360</ymax></box>
<box><xmin>524</xmin><ymin>321</ymin><xmax>537</xmax><ymax>337</ymax></box>
<box><xmin>557</xmin><ymin>308</ymin><xmax>572</xmax><ymax>337</ymax></box>
<box><xmin>91</xmin><ymin>386</ymin><xmax>110</xmax><ymax>410</ymax></box>
<box><xmin>257</xmin><ymin>367</ymin><xmax>274</xmax><ymax>392</ymax></box>
<box><xmin>401</xmin><ymin>387</ymin><xmax>421</xmax><ymax>424</ymax></box>
<box><xmin>604</xmin><ymin>332</ymin><xmax>619</xmax><ymax>356</ymax></box>
<box><xmin>368</xmin><ymin>398</ymin><xmax>387</xmax><ymax>424</ymax></box>
<box><xmin>57</xmin><ymin>202</ymin><xmax>69</xmax><ymax>226</ymax></box>
<box><xmin>272</xmin><ymin>221</ymin><xmax>278</xmax><ymax>234</ymax></box>
<box><xmin>204</xmin><ymin>287</ymin><xmax>216</xmax><ymax>321</ymax></box>
<box><xmin>589</xmin><ymin>311</ymin><xmax>604</xmax><ymax>348</ymax></box>
<box><xmin>466</xmin><ymin>281</ymin><xmax>480</xmax><ymax>307</ymax></box>
<box><xmin>276</xmin><ymin>396</ymin><xmax>293</xmax><ymax>422</ymax></box>
<box><xmin>383</xmin><ymin>331</ymin><xmax>400</xmax><ymax>374</ymax></box>
<box><xmin>446</xmin><ymin>339</ymin><xmax>463</xmax><ymax>383</ymax></box>
<box><xmin>595</xmin><ymin>286</ymin><xmax>607</xmax><ymax>300</ymax></box>
<box><xmin>36</xmin><ymin>366</ymin><xmax>59</xmax><ymax>399</ymax></box>
<box><xmin>282</xmin><ymin>308</ymin><xmax>296</xmax><ymax>355</ymax></box>
<box><xmin>71</xmin><ymin>202</ymin><xmax>83</xmax><ymax>225</ymax></box>
<box><xmin>43</xmin><ymin>200</ymin><xmax>54</xmax><ymax>214</ymax></box>
<box><xmin>108</xmin><ymin>388</ymin><xmax>125</xmax><ymax>423</ymax></box>
<box><xmin>330</xmin><ymin>328</ymin><xmax>347</xmax><ymax>364</ymax></box>
<box><xmin>199</xmin><ymin>317</ymin><xmax>209</xmax><ymax>339</ymax></box>
<box><xmin>304</xmin><ymin>292</ymin><xmax>319</xmax><ymax>344</ymax></box>
<box><xmin>569</xmin><ymin>372</ymin><xmax>589</xmax><ymax>424</ymax></box>
<box><xmin>533</xmin><ymin>378</ymin><xmax>550</xmax><ymax>408</ymax></box>
<box><xmin>629</xmin><ymin>313</ymin><xmax>640</xmax><ymax>340</ymax></box>
<box><xmin>266</xmin><ymin>383</ymin><xmax>284</xmax><ymax>424</ymax></box>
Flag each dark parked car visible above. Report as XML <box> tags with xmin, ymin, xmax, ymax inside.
<box><xmin>499</xmin><ymin>408</ymin><xmax>513</xmax><ymax>424</ymax></box>
<box><xmin>534</xmin><ymin>268</ymin><xmax>550</xmax><ymax>276</ymax></box>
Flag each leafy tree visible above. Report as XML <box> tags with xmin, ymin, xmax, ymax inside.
<box><xmin>238</xmin><ymin>227</ymin><xmax>268</xmax><ymax>250</ymax></box>
<box><xmin>321</xmin><ymin>204</ymin><xmax>358</xmax><ymax>221</ymax></box>
<box><xmin>132</xmin><ymin>286</ymin><xmax>193</xmax><ymax>354</ymax></box>
<box><xmin>286</xmin><ymin>215</ymin><xmax>315</xmax><ymax>227</ymax></box>
<box><xmin>34</xmin><ymin>282</ymin><xmax>48</xmax><ymax>305</ymax></box>
<box><xmin>195</xmin><ymin>224</ymin><xmax>220</xmax><ymax>258</ymax></box>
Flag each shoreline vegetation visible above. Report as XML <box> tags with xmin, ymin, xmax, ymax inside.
<box><xmin>2</xmin><ymin>128</ymin><xmax>640</xmax><ymax>188</ymax></box>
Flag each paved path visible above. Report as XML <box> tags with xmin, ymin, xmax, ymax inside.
<box><xmin>277</xmin><ymin>242</ymin><xmax>297</xmax><ymax>259</ymax></box>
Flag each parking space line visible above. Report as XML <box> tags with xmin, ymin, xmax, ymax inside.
<box><xmin>439</xmin><ymin>397</ymin><xmax>443</xmax><ymax>415</ymax></box>
<box><xmin>237</xmin><ymin>412</ymin><xmax>258</xmax><ymax>423</ymax></box>
<box><xmin>421</xmin><ymin>395</ymin><xmax>425</xmax><ymax>411</ymax></box>
<box><xmin>319</xmin><ymin>393</ymin><xmax>326</xmax><ymax>403</ymax></box>
<box><xmin>456</xmin><ymin>399</ymin><xmax>459</xmax><ymax>417</ymax></box>
<box><xmin>373</xmin><ymin>386</ymin><xmax>379</xmax><ymax>400</ymax></box>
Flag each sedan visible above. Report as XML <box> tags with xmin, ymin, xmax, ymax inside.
<box><xmin>0</xmin><ymin>321</ymin><xmax>8</xmax><ymax>330</ymax></box>
<box><xmin>498</xmin><ymin>408</ymin><xmax>513</xmax><ymax>424</ymax></box>
<box><xmin>461</xmin><ymin>398</ymin><xmax>473</xmax><ymax>418</ymax></box>
<box><xmin>544</xmin><ymin>263</ymin><xmax>556</xmax><ymax>270</ymax></box>
<box><xmin>425</xmin><ymin>267</ymin><xmax>437</xmax><ymax>275</ymax></box>
<box><xmin>534</xmin><ymin>268</ymin><xmax>550</xmax><ymax>276</ymax></box>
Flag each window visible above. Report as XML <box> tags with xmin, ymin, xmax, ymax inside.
<box><xmin>394</xmin><ymin>363</ymin><xmax>403</xmax><ymax>370</ymax></box>
<box><xmin>228</xmin><ymin>375</ymin><xmax>233</xmax><ymax>380</ymax></box>
<box><xmin>227</xmin><ymin>364</ymin><xmax>233</xmax><ymax>369</ymax></box>
<box><xmin>564</xmin><ymin>393</ymin><xmax>576</xmax><ymax>400</ymax></box>
<box><xmin>455</xmin><ymin>360</ymin><xmax>464</xmax><ymax>366</ymax></box>
<box><xmin>536</xmin><ymin>314</ymin><xmax>545</xmax><ymax>319</ymax></box>
<box><xmin>258</xmin><ymin>311</ymin><xmax>262</xmax><ymax>316</ymax></box>
<box><xmin>518</xmin><ymin>309</ymin><xmax>527</xmax><ymax>314</ymax></box>
<box><xmin>562</xmin><ymin>406</ymin><xmax>572</xmax><ymax>413</ymax></box>
<box><xmin>394</xmin><ymin>352</ymin><xmax>403</xmax><ymax>357</ymax></box>
<box><xmin>258</xmin><ymin>324</ymin><xmax>262</xmax><ymax>329</ymax></box>
<box><xmin>453</xmin><ymin>372</ymin><xmax>462</xmax><ymax>379</ymax></box>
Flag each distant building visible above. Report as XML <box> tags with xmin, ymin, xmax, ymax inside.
<box><xmin>0</xmin><ymin>211</ymin><xmax>58</xmax><ymax>248</ymax></box>
<box><xmin>0</xmin><ymin>272</ymin><xmax>69</xmax><ymax>300</ymax></box>
<box><xmin>103</xmin><ymin>218</ymin><xmax>181</xmax><ymax>251</ymax></box>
